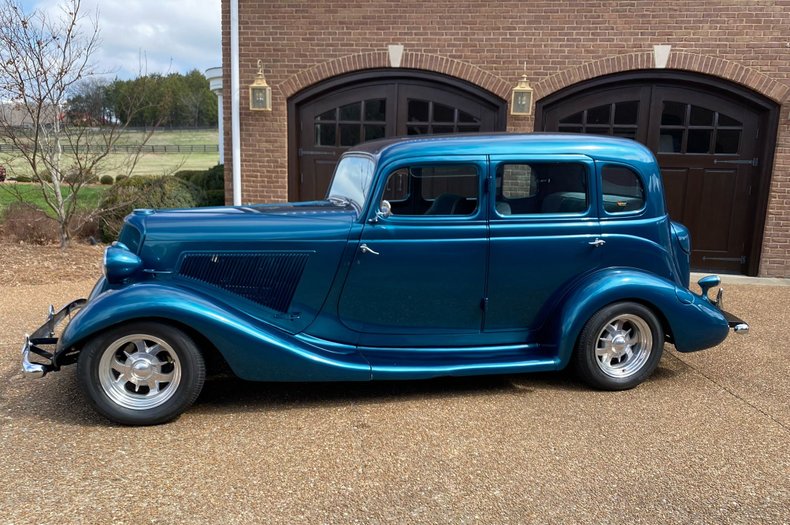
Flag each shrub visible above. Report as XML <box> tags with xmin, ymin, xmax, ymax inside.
<box><xmin>204</xmin><ymin>189</ymin><xmax>225</xmax><ymax>206</ymax></box>
<box><xmin>115</xmin><ymin>174</ymin><xmax>128</xmax><ymax>183</ymax></box>
<box><xmin>173</xmin><ymin>164</ymin><xmax>224</xmax><ymax>206</ymax></box>
<box><xmin>98</xmin><ymin>176</ymin><xmax>199</xmax><ymax>241</ymax></box>
<box><xmin>174</xmin><ymin>170</ymin><xmax>206</xmax><ymax>183</ymax></box>
<box><xmin>99</xmin><ymin>175</ymin><xmax>114</xmax><ymax>185</ymax></box>
<box><xmin>14</xmin><ymin>175</ymin><xmax>32</xmax><ymax>183</ymax></box>
<box><xmin>1</xmin><ymin>202</ymin><xmax>59</xmax><ymax>244</ymax></box>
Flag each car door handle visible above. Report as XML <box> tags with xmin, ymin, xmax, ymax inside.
<box><xmin>588</xmin><ymin>238</ymin><xmax>606</xmax><ymax>247</ymax></box>
<box><xmin>359</xmin><ymin>244</ymin><xmax>380</xmax><ymax>255</ymax></box>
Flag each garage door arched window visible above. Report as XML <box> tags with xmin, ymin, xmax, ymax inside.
<box><xmin>657</xmin><ymin>101</ymin><xmax>743</xmax><ymax>155</ymax></box>
<box><xmin>314</xmin><ymin>99</ymin><xmax>387</xmax><ymax>147</ymax></box>
<box><xmin>558</xmin><ymin>100</ymin><xmax>640</xmax><ymax>140</ymax></box>
<box><xmin>406</xmin><ymin>100</ymin><xmax>481</xmax><ymax>135</ymax></box>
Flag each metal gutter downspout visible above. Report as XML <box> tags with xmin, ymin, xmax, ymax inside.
<box><xmin>230</xmin><ymin>0</ymin><xmax>242</xmax><ymax>206</ymax></box>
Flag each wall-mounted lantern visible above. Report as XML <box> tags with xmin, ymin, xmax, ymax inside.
<box><xmin>249</xmin><ymin>59</ymin><xmax>272</xmax><ymax>111</ymax></box>
<box><xmin>510</xmin><ymin>73</ymin><xmax>534</xmax><ymax>116</ymax></box>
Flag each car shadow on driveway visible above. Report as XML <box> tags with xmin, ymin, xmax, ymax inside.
<box><xmin>15</xmin><ymin>356</ymin><xmax>682</xmax><ymax>426</ymax></box>
<box><xmin>192</xmin><ymin>371</ymin><xmax>579</xmax><ymax>413</ymax></box>
<box><xmin>191</xmin><ymin>352</ymin><xmax>684</xmax><ymax>417</ymax></box>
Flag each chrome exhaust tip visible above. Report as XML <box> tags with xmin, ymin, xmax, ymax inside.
<box><xmin>733</xmin><ymin>323</ymin><xmax>749</xmax><ymax>335</ymax></box>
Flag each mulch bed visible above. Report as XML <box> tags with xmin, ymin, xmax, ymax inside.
<box><xmin>0</xmin><ymin>241</ymin><xmax>104</xmax><ymax>286</ymax></box>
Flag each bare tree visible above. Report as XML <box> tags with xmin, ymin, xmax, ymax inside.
<box><xmin>0</xmin><ymin>0</ymin><xmax>157</xmax><ymax>247</ymax></box>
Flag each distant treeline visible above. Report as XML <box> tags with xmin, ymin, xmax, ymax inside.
<box><xmin>67</xmin><ymin>70</ymin><xmax>218</xmax><ymax>128</ymax></box>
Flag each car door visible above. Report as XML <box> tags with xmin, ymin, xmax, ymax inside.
<box><xmin>337</xmin><ymin>155</ymin><xmax>488</xmax><ymax>346</ymax></box>
<box><xmin>485</xmin><ymin>154</ymin><xmax>602</xmax><ymax>336</ymax></box>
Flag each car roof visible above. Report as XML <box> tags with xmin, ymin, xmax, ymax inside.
<box><xmin>347</xmin><ymin>132</ymin><xmax>657</xmax><ymax>166</ymax></box>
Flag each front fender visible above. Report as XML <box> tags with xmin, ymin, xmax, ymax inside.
<box><xmin>548</xmin><ymin>269</ymin><xmax>729</xmax><ymax>368</ymax></box>
<box><xmin>60</xmin><ymin>283</ymin><xmax>371</xmax><ymax>382</ymax></box>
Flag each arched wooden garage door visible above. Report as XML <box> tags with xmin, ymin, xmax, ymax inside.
<box><xmin>288</xmin><ymin>70</ymin><xmax>507</xmax><ymax>202</ymax></box>
<box><xmin>537</xmin><ymin>71</ymin><xmax>779</xmax><ymax>276</ymax></box>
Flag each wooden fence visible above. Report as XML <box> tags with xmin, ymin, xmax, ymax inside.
<box><xmin>0</xmin><ymin>144</ymin><xmax>219</xmax><ymax>154</ymax></box>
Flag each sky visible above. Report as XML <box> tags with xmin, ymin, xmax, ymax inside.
<box><xmin>24</xmin><ymin>0</ymin><xmax>222</xmax><ymax>79</ymax></box>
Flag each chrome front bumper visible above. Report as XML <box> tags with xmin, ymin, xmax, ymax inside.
<box><xmin>21</xmin><ymin>299</ymin><xmax>87</xmax><ymax>378</ymax></box>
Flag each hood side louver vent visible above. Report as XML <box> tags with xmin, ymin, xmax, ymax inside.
<box><xmin>178</xmin><ymin>252</ymin><xmax>310</xmax><ymax>313</ymax></box>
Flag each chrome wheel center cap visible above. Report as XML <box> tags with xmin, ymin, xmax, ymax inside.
<box><xmin>612</xmin><ymin>334</ymin><xmax>628</xmax><ymax>354</ymax></box>
<box><xmin>130</xmin><ymin>357</ymin><xmax>156</xmax><ymax>380</ymax></box>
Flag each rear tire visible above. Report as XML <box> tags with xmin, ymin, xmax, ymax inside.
<box><xmin>573</xmin><ymin>302</ymin><xmax>663</xmax><ymax>390</ymax></box>
<box><xmin>77</xmin><ymin>322</ymin><xmax>205</xmax><ymax>425</ymax></box>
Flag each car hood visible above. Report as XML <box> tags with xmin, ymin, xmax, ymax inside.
<box><xmin>126</xmin><ymin>200</ymin><xmax>358</xmax><ymax>271</ymax></box>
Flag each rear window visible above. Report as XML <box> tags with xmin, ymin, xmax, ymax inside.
<box><xmin>601</xmin><ymin>165</ymin><xmax>645</xmax><ymax>213</ymax></box>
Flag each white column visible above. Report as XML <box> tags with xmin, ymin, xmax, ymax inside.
<box><xmin>204</xmin><ymin>67</ymin><xmax>224</xmax><ymax>167</ymax></box>
<box><xmin>230</xmin><ymin>0</ymin><xmax>241</xmax><ymax>206</ymax></box>
<box><xmin>217</xmin><ymin>94</ymin><xmax>224</xmax><ymax>165</ymax></box>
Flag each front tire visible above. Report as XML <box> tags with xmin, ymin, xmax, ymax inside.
<box><xmin>77</xmin><ymin>322</ymin><xmax>205</xmax><ymax>425</ymax></box>
<box><xmin>573</xmin><ymin>302</ymin><xmax>664</xmax><ymax>390</ymax></box>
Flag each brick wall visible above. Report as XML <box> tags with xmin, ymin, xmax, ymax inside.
<box><xmin>221</xmin><ymin>0</ymin><xmax>790</xmax><ymax>276</ymax></box>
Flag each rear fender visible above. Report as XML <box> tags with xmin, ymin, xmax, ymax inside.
<box><xmin>59</xmin><ymin>283</ymin><xmax>371</xmax><ymax>381</ymax></box>
<box><xmin>547</xmin><ymin>269</ymin><xmax>729</xmax><ymax>368</ymax></box>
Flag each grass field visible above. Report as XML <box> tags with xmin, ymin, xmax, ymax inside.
<box><xmin>115</xmin><ymin>129</ymin><xmax>219</xmax><ymax>146</ymax></box>
<box><xmin>0</xmin><ymin>129</ymin><xmax>221</xmax><ymax>179</ymax></box>
<box><xmin>0</xmin><ymin>182</ymin><xmax>107</xmax><ymax>216</ymax></box>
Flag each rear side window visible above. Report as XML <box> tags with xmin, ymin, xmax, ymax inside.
<box><xmin>602</xmin><ymin>165</ymin><xmax>645</xmax><ymax>213</ymax></box>
<box><xmin>496</xmin><ymin>162</ymin><xmax>588</xmax><ymax>215</ymax></box>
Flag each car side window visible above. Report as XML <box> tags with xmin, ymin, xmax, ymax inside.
<box><xmin>495</xmin><ymin>162</ymin><xmax>588</xmax><ymax>216</ymax></box>
<box><xmin>601</xmin><ymin>165</ymin><xmax>645</xmax><ymax>213</ymax></box>
<box><xmin>381</xmin><ymin>164</ymin><xmax>479</xmax><ymax>216</ymax></box>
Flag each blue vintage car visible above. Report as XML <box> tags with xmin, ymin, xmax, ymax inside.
<box><xmin>22</xmin><ymin>134</ymin><xmax>748</xmax><ymax>425</ymax></box>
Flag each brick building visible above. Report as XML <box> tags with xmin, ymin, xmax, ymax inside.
<box><xmin>220</xmin><ymin>1</ymin><xmax>790</xmax><ymax>277</ymax></box>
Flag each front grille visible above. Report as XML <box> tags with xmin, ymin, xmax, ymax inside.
<box><xmin>178</xmin><ymin>252</ymin><xmax>310</xmax><ymax>313</ymax></box>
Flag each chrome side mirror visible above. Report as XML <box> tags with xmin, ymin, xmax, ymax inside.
<box><xmin>378</xmin><ymin>200</ymin><xmax>392</xmax><ymax>218</ymax></box>
<box><xmin>368</xmin><ymin>200</ymin><xmax>392</xmax><ymax>224</ymax></box>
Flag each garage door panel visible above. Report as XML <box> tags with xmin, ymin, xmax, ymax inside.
<box><xmin>660</xmin><ymin>167</ymin><xmax>690</xmax><ymax>222</ymax></box>
<box><xmin>695</xmin><ymin>168</ymin><xmax>737</xmax><ymax>251</ymax></box>
<box><xmin>300</xmin><ymin>158</ymin><xmax>337</xmax><ymax>202</ymax></box>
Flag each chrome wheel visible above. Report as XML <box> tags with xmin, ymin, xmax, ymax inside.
<box><xmin>97</xmin><ymin>334</ymin><xmax>182</xmax><ymax>410</ymax></box>
<box><xmin>594</xmin><ymin>314</ymin><xmax>653</xmax><ymax>379</ymax></box>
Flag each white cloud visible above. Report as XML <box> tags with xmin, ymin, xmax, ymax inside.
<box><xmin>31</xmin><ymin>0</ymin><xmax>221</xmax><ymax>79</ymax></box>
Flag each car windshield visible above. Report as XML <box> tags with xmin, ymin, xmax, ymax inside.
<box><xmin>326</xmin><ymin>155</ymin><xmax>375</xmax><ymax>211</ymax></box>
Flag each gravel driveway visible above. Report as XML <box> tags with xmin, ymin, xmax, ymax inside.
<box><xmin>1</xmin><ymin>279</ymin><xmax>788</xmax><ymax>524</ymax></box>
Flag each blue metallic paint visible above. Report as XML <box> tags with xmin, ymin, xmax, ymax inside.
<box><xmin>545</xmin><ymin>268</ymin><xmax>729</xmax><ymax>370</ymax></box>
<box><xmin>55</xmin><ymin>134</ymin><xmax>737</xmax><ymax>383</ymax></box>
<box><xmin>60</xmin><ymin>283</ymin><xmax>371</xmax><ymax>381</ymax></box>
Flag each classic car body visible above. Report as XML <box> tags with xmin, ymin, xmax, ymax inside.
<box><xmin>22</xmin><ymin>133</ymin><xmax>748</xmax><ymax>424</ymax></box>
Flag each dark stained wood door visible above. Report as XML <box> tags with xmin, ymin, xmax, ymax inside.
<box><xmin>539</xmin><ymin>80</ymin><xmax>769</xmax><ymax>274</ymax></box>
<box><xmin>647</xmin><ymin>87</ymin><xmax>760</xmax><ymax>274</ymax></box>
<box><xmin>294</xmin><ymin>75</ymin><xmax>505</xmax><ymax>202</ymax></box>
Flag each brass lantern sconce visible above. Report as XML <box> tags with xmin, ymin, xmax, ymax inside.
<box><xmin>249</xmin><ymin>60</ymin><xmax>272</xmax><ymax>111</ymax></box>
<box><xmin>510</xmin><ymin>73</ymin><xmax>534</xmax><ymax>116</ymax></box>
